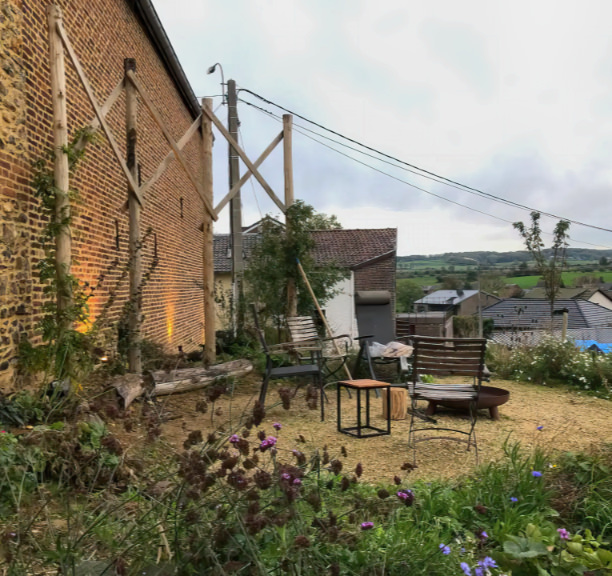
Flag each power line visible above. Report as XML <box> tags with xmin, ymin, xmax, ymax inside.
<box><xmin>238</xmin><ymin>97</ymin><xmax>612</xmax><ymax>250</ymax></box>
<box><xmin>238</xmin><ymin>88</ymin><xmax>612</xmax><ymax>235</ymax></box>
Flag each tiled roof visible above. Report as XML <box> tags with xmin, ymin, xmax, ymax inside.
<box><xmin>414</xmin><ymin>290</ymin><xmax>479</xmax><ymax>306</ymax></box>
<box><xmin>310</xmin><ymin>229</ymin><xmax>396</xmax><ymax>268</ymax></box>
<box><xmin>482</xmin><ymin>298</ymin><xmax>612</xmax><ymax>330</ymax></box>
<box><xmin>213</xmin><ymin>234</ymin><xmax>261</xmax><ymax>273</ymax></box>
<box><xmin>491</xmin><ymin>327</ymin><xmax>612</xmax><ymax>348</ymax></box>
<box><xmin>214</xmin><ymin>228</ymin><xmax>397</xmax><ymax>273</ymax></box>
<box><xmin>525</xmin><ymin>287</ymin><xmax>587</xmax><ymax>299</ymax></box>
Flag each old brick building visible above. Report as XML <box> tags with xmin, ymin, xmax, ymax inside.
<box><xmin>0</xmin><ymin>0</ymin><xmax>208</xmax><ymax>387</ymax></box>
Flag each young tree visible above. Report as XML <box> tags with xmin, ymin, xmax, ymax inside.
<box><xmin>244</xmin><ymin>201</ymin><xmax>348</xmax><ymax>323</ymax></box>
<box><xmin>513</xmin><ymin>212</ymin><xmax>570</xmax><ymax>320</ymax></box>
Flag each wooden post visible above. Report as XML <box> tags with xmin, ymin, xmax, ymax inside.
<box><xmin>202</xmin><ymin>98</ymin><xmax>216</xmax><ymax>365</ymax></box>
<box><xmin>283</xmin><ymin>114</ymin><xmax>297</xmax><ymax>317</ymax></box>
<box><xmin>47</xmin><ymin>5</ymin><xmax>72</xmax><ymax>340</ymax></box>
<box><xmin>125</xmin><ymin>58</ymin><xmax>142</xmax><ymax>373</ymax></box>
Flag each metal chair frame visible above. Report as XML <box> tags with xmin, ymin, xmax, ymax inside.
<box><xmin>408</xmin><ymin>335</ymin><xmax>487</xmax><ymax>463</ymax></box>
<box><xmin>252</xmin><ymin>306</ymin><xmax>325</xmax><ymax>421</ymax></box>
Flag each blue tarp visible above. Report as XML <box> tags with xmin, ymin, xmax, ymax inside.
<box><xmin>575</xmin><ymin>340</ymin><xmax>612</xmax><ymax>354</ymax></box>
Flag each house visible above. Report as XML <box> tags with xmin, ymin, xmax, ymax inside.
<box><xmin>525</xmin><ymin>287</ymin><xmax>612</xmax><ymax>311</ymax></box>
<box><xmin>481</xmin><ymin>298</ymin><xmax>612</xmax><ymax>332</ymax></box>
<box><xmin>1</xmin><ymin>0</ymin><xmax>206</xmax><ymax>386</ymax></box>
<box><xmin>414</xmin><ymin>290</ymin><xmax>501</xmax><ymax>316</ymax></box>
<box><xmin>214</xmin><ymin>228</ymin><xmax>397</xmax><ymax>341</ymax></box>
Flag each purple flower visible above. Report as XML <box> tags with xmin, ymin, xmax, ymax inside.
<box><xmin>439</xmin><ymin>543</ymin><xmax>451</xmax><ymax>555</ymax></box>
<box><xmin>510</xmin><ymin>496</ymin><xmax>518</xmax><ymax>503</ymax></box>
<box><xmin>532</xmin><ymin>470</ymin><xmax>542</xmax><ymax>478</ymax></box>
<box><xmin>273</xmin><ymin>422</ymin><xmax>282</xmax><ymax>431</ymax></box>
<box><xmin>537</xmin><ymin>425</ymin><xmax>544</xmax><ymax>431</ymax></box>
<box><xmin>475</xmin><ymin>568</ymin><xmax>484</xmax><ymax>576</ymax></box>
<box><xmin>281</xmin><ymin>473</ymin><xmax>291</xmax><ymax>481</ymax></box>
<box><xmin>460</xmin><ymin>562</ymin><xmax>472</xmax><ymax>576</ymax></box>
<box><xmin>557</xmin><ymin>528</ymin><xmax>570</xmax><ymax>540</ymax></box>
<box><xmin>479</xmin><ymin>557</ymin><xmax>498</xmax><ymax>570</ymax></box>
<box><xmin>260</xmin><ymin>436</ymin><xmax>277</xmax><ymax>451</ymax></box>
<box><xmin>293</xmin><ymin>478</ymin><xmax>302</xmax><ymax>485</ymax></box>
<box><xmin>361</xmin><ymin>521</ymin><xmax>374</xmax><ymax>530</ymax></box>
<box><xmin>228</xmin><ymin>434</ymin><xmax>240</xmax><ymax>444</ymax></box>
<box><xmin>396</xmin><ymin>489</ymin><xmax>415</xmax><ymax>505</ymax></box>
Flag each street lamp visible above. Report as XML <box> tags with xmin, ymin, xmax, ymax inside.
<box><xmin>465</xmin><ymin>258</ymin><xmax>483</xmax><ymax>338</ymax></box>
<box><xmin>206</xmin><ymin>62</ymin><xmax>226</xmax><ymax>103</ymax></box>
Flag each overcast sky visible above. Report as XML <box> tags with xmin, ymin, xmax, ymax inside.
<box><xmin>152</xmin><ymin>0</ymin><xmax>612</xmax><ymax>256</ymax></box>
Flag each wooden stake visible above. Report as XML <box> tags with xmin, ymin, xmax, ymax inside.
<box><xmin>202</xmin><ymin>98</ymin><xmax>216</xmax><ymax>365</ymax></box>
<box><xmin>284</xmin><ymin>115</ymin><xmax>297</xmax><ymax>317</ymax></box>
<box><xmin>296</xmin><ymin>260</ymin><xmax>352</xmax><ymax>380</ymax></box>
<box><xmin>125</xmin><ymin>58</ymin><xmax>142</xmax><ymax>374</ymax></box>
<box><xmin>47</xmin><ymin>5</ymin><xmax>72</xmax><ymax>336</ymax></box>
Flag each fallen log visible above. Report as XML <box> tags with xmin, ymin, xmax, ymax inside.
<box><xmin>112</xmin><ymin>374</ymin><xmax>146</xmax><ymax>409</ymax></box>
<box><xmin>149</xmin><ymin>359</ymin><xmax>253</xmax><ymax>396</ymax></box>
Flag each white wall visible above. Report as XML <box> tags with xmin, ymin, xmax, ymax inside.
<box><xmin>321</xmin><ymin>273</ymin><xmax>359</xmax><ymax>347</ymax></box>
<box><xmin>589</xmin><ymin>292</ymin><xmax>612</xmax><ymax>311</ymax></box>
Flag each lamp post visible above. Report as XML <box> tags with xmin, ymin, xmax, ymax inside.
<box><xmin>206</xmin><ymin>62</ymin><xmax>226</xmax><ymax>103</ymax></box>
<box><xmin>465</xmin><ymin>258</ymin><xmax>483</xmax><ymax>338</ymax></box>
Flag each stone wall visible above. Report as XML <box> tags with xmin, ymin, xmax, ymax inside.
<box><xmin>0</xmin><ymin>0</ymin><xmax>208</xmax><ymax>388</ymax></box>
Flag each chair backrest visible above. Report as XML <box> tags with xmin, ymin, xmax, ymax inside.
<box><xmin>411</xmin><ymin>336</ymin><xmax>487</xmax><ymax>383</ymax></box>
<box><xmin>355</xmin><ymin>290</ymin><xmax>394</xmax><ymax>344</ymax></box>
<box><xmin>286</xmin><ymin>316</ymin><xmax>320</xmax><ymax>344</ymax></box>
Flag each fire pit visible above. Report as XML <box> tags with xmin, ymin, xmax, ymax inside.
<box><xmin>424</xmin><ymin>386</ymin><xmax>510</xmax><ymax>420</ymax></box>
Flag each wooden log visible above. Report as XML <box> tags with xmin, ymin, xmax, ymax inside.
<box><xmin>112</xmin><ymin>374</ymin><xmax>146</xmax><ymax>408</ymax></box>
<box><xmin>150</xmin><ymin>359</ymin><xmax>253</xmax><ymax>396</ymax></box>
<box><xmin>125</xmin><ymin>58</ymin><xmax>142</xmax><ymax>374</ymax></box>
<box><xmin>382</xmin><ymin>388</ymin><xmax>408</xmax><ymax>420</ymax></box>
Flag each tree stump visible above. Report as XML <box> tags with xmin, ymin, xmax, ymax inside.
<box><xmin>382</xmin><ymin>388</ymin><xmax>408</xmax><ymax>420</ymax></box>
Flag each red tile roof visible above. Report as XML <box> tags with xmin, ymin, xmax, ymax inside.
<box><xmin>311</xmin><ymin>228</ymin><xmax>396</xmax><ymax>268</ymax></box>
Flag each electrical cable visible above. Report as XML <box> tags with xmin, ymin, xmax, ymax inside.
<box><xmin>239</xmin><ymin>97</ymin><xmax>612</xmax><ymax>250</ymax></box>
<box><xmin>238</xmin><ymin>88</ymin><xmax>612</xmax><ymax>235</ymax></box>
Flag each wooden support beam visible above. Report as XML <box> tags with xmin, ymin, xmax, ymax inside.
<box><xmin>47</xmin><ymin>5</ymin><xmax>72</xmax><ymax>337</ymax></box>
<box><xmin>139</xmin><ymin>114</ymin><xmax>202</xmax><ymax>198</ymax></box>
<box><xmin>214</xmin><ymin>130</ymin><xmax>283</xmax><ymax>215</ymax></box>
<box><xmin>125</xmin><ymin>58</ymin><xmax>142</xmax><ymax>374</ymax></box>
<box><xmin>283</xmin><ymin>114</ymin><xmax>297</xmax><ymax>317</ymax></box>
<box><xmin>202</xmin><ymin>104</ymin><xmax>286</xmax><ymax>214</ymax></box>
<box><xmin>55</xmin><ymin>19</ymin><xmax>144</xmax><ymax>206</ymax></box>
<box><xmin>202</xmin><ymin>98</ymin><xmax>216</xmax><ymax>365</ymax></box>
<box><xmin>73</xmin><ymin>77</ymin><xmax>124</xmax><ymax>154</ymax></box>
<box><xmin>125</xmin><ymin>70</ymin><xmax>217</xmax><ymax>221</ymax></box>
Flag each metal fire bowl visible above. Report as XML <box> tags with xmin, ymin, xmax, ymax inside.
<box><xmin>427</xmin><ymin>386</ymin><xmax>510</xmax><ymax>420</ymax></box>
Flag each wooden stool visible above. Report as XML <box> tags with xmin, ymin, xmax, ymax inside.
<box><xmin>337</xmin><ymin>379</ymin><xmax>391</xmax><ymax>438</ymax></box>
<box><xmin>382</xmin><ymin>388</ymin><xmax>408</xmax><ymax>420</ymax></box>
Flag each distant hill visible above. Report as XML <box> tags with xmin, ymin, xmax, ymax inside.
<box><xmin>397</xmin><ymin>249</ymin><xmax>612</xmax><ymax>266</ymax></box>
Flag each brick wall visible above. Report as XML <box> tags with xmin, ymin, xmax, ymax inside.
<box><xmin>354</xmin><ymin>255</ymin><xmax>397</xmax><ymax>311</ymax></box>
<box><xmin>0</xmin><ymin>0</ymin><xmax>208</xmax><ymax>388</ymax></box>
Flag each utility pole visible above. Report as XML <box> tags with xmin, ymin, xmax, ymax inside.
<box><xmin>227</xmin><ymin>79</ymin><xmax>244</xmax><ymax>330</ymax></box>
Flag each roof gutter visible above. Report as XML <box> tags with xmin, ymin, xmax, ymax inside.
<box><xmin>128</xmin><ymin>0</ymin><xmax>201</xmax><ymax>119</ymax></box>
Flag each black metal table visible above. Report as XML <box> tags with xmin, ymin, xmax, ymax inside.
<box><xmin>337</xmin><ymin>379</ymin><xmax>391</xmax><ymax>438</ymax></box>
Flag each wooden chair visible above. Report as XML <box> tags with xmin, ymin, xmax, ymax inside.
<box><xmin>252</xmin><ymin>306</ymin><xmax>325</xmax><ymax>420</ymax></box>
<box><xmin>285</xmin><ymin>315</ymin><xmax>351</xmax><ymax>382</ymax></box>
<box><xmin>408</xmin><ymin>336</ymin><xmax>487</xmax><ymax>463</ymax></box>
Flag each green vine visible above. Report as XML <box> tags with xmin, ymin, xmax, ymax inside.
<box><xmin>19</xmin><ymin>128</ymin><xmax>159</xmax><ymax>393</ymax></box>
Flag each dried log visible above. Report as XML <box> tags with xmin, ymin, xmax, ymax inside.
<box><xmin>112</xmin><ymin>374</ymin><xmax>146</xmax><ymax>409</ymax></box>
<box><xmin>149</xmin><ymin>359</ymin><xmax>253</xmax><ymax>396</ymax></box>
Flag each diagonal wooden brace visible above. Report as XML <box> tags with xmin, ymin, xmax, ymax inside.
<box><xmin>56</xmin><ymin>20</ymin><xmax>144</xmax><ymax>206</ymax></box>
<box><xmin>214</xmin><ymin>130</ymin><xmax>284</xmax><ymax>215</ymax></box>
<box><xmin>126</xmin><ymin>70</ymin><xmax>216</xmax><ymax>221</ymax></box>
<box><xmin>202</xmin><ymin>104</ymin><xmax>286</xmax><ymax>214</ymax></box>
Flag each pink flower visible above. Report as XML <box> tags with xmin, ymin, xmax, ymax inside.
<box><xmin>273</xmin><ymin>422</ymin><xmax>282</xmax><ymax>431</ymax></box>
<box><xmin>557</xmin><ymin>528</ymin><xmax>570</xmax><ymax>540</ymax></box>
<box><xmin>260</xmin><ymin>436</ymin><xmax>277</xmax><ymax>451</ymax></box>
<box><xmin>361</xmin><ymin>521</ymin><xmax>374</xmax><ymax>530</ymax></box>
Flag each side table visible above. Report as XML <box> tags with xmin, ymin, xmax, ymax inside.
<box><xmin>337</xmin><ymin>379</ymin><xmax>391</xmax><ymax>438</ymax></box>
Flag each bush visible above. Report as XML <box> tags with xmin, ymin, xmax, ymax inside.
<box><xmin>486</xmin><ymin>337</ymin><xmax>612</xmax><ymax>398</ymax></box>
